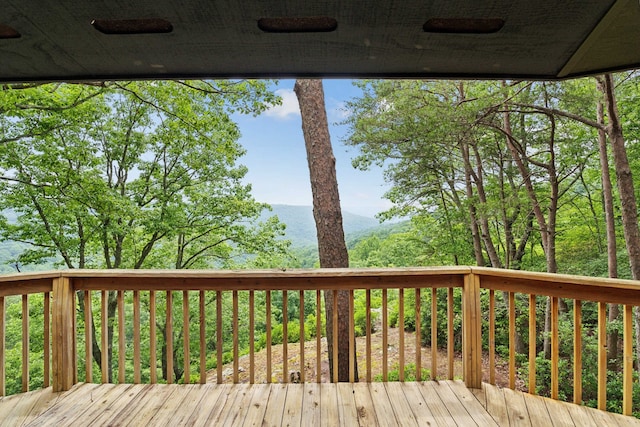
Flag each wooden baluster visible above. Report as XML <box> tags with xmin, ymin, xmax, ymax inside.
<box><xmin>233</xmin><ymin>290</ymin><xmax>239</xmax><ymax>384</ymax></box>
<box><xmin>300</xmin><ymin>290</ymin><xmax>305</xmax><ymax>383</ymax></box>
<box><xmin>249</xmin><ymin>290</ymin><xmax>255</xmax><ymax>384</ymax></box>
<box><xmin>551</xmin><ymin>297</ymin><xmax>559</xmax><ymax>400</ymax></box>
<box><xmin>101</xmin><ymin>290</ymin><xmax>108</xmax><ymax>383</ymax></box>
<box><xmin>382</xmin><ymin>289</ymin><xmax>388</xmax><ymax>382</ymax></box>
<box><xmin>117</xmin><ymin>290</ymin><xmax>125</xmax><ymax>384</ymax></box>
<box><xmin>447</xmin><ymin>287</ymin><xmax>454</xmax><ymax>380</ymax></box>
<box><xmin>431</xmin><ymin>287</ymin><xmax>437</xmax><ymax>381</ymax></box>
<box><xmin>573</xmin><ymin>300</ymin><xmax>582</xmax><ymax>404</ymax></box>
<box><xmin>22</xmin><ymin>294</ymin><xmax>29</xmax><ymax>392</ymax></box>
<box><xmin>44</xmin><ymin>292</ymin><xmax>50</xmax><ymax>388</ymax></box>
<box><xmin>528</xmin><ymin>294</ymin><xmax>536</xmax><ymax>394</ymax></box>
<box><xmin>149</xmin><ymin>291</ymin><xmax>157</xmax><ymax>384</ymax></box>
<box><xmin>332</xmin><ymin>290</ymin><xmax>338</xmax><ymax>384</ymax></box>
<box><xmin>349</xmin><ymin>289</ymin><xmax>355</xmax><ymax>383</ymax></box>
<box><xmin>415</xmin><ymin>288</ymin><xmax>421</xmax><ymax>381</ymax></box>
<box><xmin>623</xmin><ymin>304</ymin><xmax>633</xmax><ymax>415</ymax></box>
<box><xmin>84</xmin><ymin>290</ymin><xmax>92</xmax><ymax>383</ymax></box>
<box><xmin>199</xmin><ymin>291</ymin><xmax>206</xmax><ymax>384</ymax></box>
<box><xmin>183</xmin><ymin>290</ymin><xmax>189</xmax><ymax>384</ymax></box>
<box><xmin>316</xmin><ymin>290</ymin><xmax>321</xmax><ymax>384</ymax></box>
<box><xmin>366</xmin><ymin>289</ymin><xmax>372</xmax><ymax>383</ymax></box>
<box><xmin>133</xmin><ymin>291</ymin><xmax>142</xmax><ymax>383</ymax></box>
<box><xmin>283</xmin><ymin>290</ymin><xmax>288</xmax><ymax>383</ymax></box>
<box><xmin>266</xmin><ymin>290</ymin><xmax>272</xmax><ymax>383</ymax></box>
<box><xmin>489</xmin><ymin>289</ymin><xmax>495</xmax><ymax>385</ymax></box>
<box><xmin>597</xmin><ymin>301</ymin><xmax>606</xmax><ymax>409</ymax></box>
<box><xmin>0</xmin><ymin>295</ymin><xmax>5</xmax><ymax>396</ymax></box>
<box><xmin>167</xmin><ymin>291</ymin><xmax>174</xmax><ymax>384</ymax></box>
<box><xmin>399</xmin><ymin>288</ymin><xmax>405</xmax><ymax>381</ymax></box>
<box><xmin>509</xmin><ymin>292</ymin><xmax>515</xmax><ymax>390</ymax></box>
<box><xmin>216</xmin><ymin>290</ymin><xmax>222</xmax><ymax>384</ymax></box>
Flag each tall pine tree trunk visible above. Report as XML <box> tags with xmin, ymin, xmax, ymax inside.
<box><xmin>294</xmin><ymin>79</ymin><xmax>357</xmax><ymax>382</ymax></box>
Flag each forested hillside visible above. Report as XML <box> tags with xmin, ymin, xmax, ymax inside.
<box><xmin>260</xmin><ymin>204</ymin><xmax>379</xmax><ymax>248</ymax></box>
<box><xmin>3</xmin><ymin>74</ymin><xmax>640</xmax><ymax>416</ymax></box>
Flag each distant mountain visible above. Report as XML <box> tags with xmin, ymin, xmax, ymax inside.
<box><xmin>261</xmin><ymin>204</ymin><xmax>380</xmax><ymax>248</ymax></box>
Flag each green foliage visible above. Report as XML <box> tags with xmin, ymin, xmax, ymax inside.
<box><xmin>374</xmin><ymin>363</ymin><xmax>430</xmax><ymax>382</ymax></box>
<box><xmin>0</xmin><ymin>81</ymin><xmax>289</xmax><ymax>271</ymax></box>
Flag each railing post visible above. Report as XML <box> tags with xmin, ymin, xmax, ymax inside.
<box><xmin>463</xmin><ymin>271</ymin><xmax>482</xmax><ymax>388</ymax></box>
<box><xmin>52</xmin><ymin>276</ymin><xmax>76</xmax><ymax>392</ymax></box>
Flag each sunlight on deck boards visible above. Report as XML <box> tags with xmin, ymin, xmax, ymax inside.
<box><xmin>1</xmin><ymin>380</ymin><xmax>639</xmax><ymax>426</ymax></box>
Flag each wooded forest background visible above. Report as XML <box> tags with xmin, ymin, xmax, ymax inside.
<box><xmin>2</xmin><ymin>73</ymin><xmax>640</xmax><ymax>415</ymax></box>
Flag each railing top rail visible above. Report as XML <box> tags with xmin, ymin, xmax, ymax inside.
<box><xmin>2</xmin><ymin>267</ymin><xmax>640</xmax><ymax>301</ymax></box>
<box><xmin>0</xmin><ymin>271</ymin><xmax>62</xmax><ymax>282</ymax></box>
<box><xmin>0</xmin><ymin>272</ymin><xmax>58</xmax><ymax>297</ymax></box>
<box><xmin>472</xmin><ymin>267</ymin><xmax>640</xmax><ymax>305</ymax></box>
<box><xmin>61</xmin><ymin>266</ymin><xmax>472</xmax><ymax>279</ymax></box>
<box><xmin>67</xmin><ymin>267</ymin><xmax>470</xmax><ymax>291</ymax></box>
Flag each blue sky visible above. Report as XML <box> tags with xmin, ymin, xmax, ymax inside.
<box><xmin>233</xmin><ymin>79</ymin><xmax>392</xmax><ymax>218</ymax></box>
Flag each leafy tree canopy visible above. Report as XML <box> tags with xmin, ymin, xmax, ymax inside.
<box><xmin>0</xmin><ymin>80</ymin><xmax>290</xmax><ymax>269</ymax></box>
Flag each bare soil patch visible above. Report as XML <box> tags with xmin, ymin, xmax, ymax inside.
<box><xmin>208</xmin><ymin>326</ymin><xmax>520</xmax><ymax>389</ymax></box>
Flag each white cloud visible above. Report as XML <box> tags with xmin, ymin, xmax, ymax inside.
<box><xmin>328</xmin><ymin>101</ymin><xmax>351</xmax><ymax>122</ymax></box>
<box><xmin>264</xmin><ymin>89</ymin><xmax>300</xmax><ymax>120</ymax></box>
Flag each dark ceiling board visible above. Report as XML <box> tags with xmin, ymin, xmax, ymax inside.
<box><xmin>0</xmin><ymin>0</ymin><xmax>637</xmax><ymax>82</ymax></box>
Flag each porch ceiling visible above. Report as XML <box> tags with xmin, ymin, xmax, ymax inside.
<box><xmin>0</xmin><ymin>0</ymin><xmax>639</xmax><ymax>83</ymax></box>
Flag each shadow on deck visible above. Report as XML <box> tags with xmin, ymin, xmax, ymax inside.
<box><xmin>1</xmin><ymin>380</ymin><xmax>639</xmax><ymax>426</ymax></box>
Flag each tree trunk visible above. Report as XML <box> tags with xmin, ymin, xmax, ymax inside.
<box><xmin>294</xmin><ymin>79</ymin><xmax>357</xmax><ymax>382</ymax></box>
<box><xmin>602</xmin><ymin>74</ymin><xmax>640</xmax><ymax>279</ymax></box>
<box><xmin>601</xmin><ymin>73</ymin><xmax>640</xmax><ymax>374</ymax></box>
<box><xmin>461</xmin><ymin>142</ymin><xmax>486</xmax><ymax>266</ymax></box>
<box><xmin>596</xmin><ymin>84</ymin><xmax>620</xmax><ymax>363</ymax></box>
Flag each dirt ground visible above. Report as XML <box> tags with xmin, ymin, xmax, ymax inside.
<box><xmin>208</xmin><ymin>327</ymin><xmax>522</xmax><ymax>390</ymax></box>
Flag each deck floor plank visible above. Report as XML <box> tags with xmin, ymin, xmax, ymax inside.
<box><xmin>369</xmin><ymin>381</ymin><xmax>399</xmax><ymax>426</ymax></box>
<box><xmin>583</xmin><ymin>404</ymin><xmax>640</xmax><ymax>427</ymax></box>
<box><xmin>502</xmin><ymin>387</ymin><xmax>533</xmax><ymax>427</ymax></box>
<box><xmin>483</xmin><ymin>383</ymin><xmax>510</xmax><ymax>426</ymax></box>
<box><xmin>447</xmin><ymin>380</ymin><xmax>499</xmax><ymax>426</ymax></box>
<box><xmin>561</xmin><ymin>401</ymin><xmax>599</xmax><ymax>427</ymax></box>
<box><xmin>0</xmin><ymin>387</ymin><xmax>59</xmax><ymax>426</ymax></box>
<box><xmin>1</xmin><ymin>380</ymin><xmax>638</xmax><ymax>426</ymax></box>
<box><xmin>29</xmin><ymin>383</ymin><xmax>126</xmax><ymax>427</ymax></box>
<box><xmin>336</xmin><ymin>383</ymin><xmax>359</xmax><ymax>426</ymax></box>
<box><xmin>521</xmin><ymin>393</ymin><xmax>555</xmax><ymax>427</ymax></box>
<box><xmin>426</xmin><ymin>380</ymin><xmax>479</xmax><ymax>426</ymax></box>
<box><xmin>83</xmin><ymin>384</ymin><xmax>149</xmax><ymax>426</ymax></box>
<box><xmin>162</xmin><ymin>384</ymin><xmax>214</xmax><ymax>427</ymax></box>
<box><xmin>100</xmin><ymin>384</ymin><xmax>158</xmax><ymax>426</ymax></box>
<box><xmin>281</xmin><ymin>384</ymin><xmax>304</xmax><ymax>427</ymax></box>
<box><xmin>300</xmin><ymin>383</ymin><xmax>321</xmax><ymax>426</ymax></box>
<box><xmin>398</xmin><ymin>382</ymin><xmax>440</xmax><ymax>426</ymax></box>
<box><xmin>320</xmin><ymin>383</ymin><xmax>339</xmax><ymax>426</ymax></box>
<box><xmin>213</xmin><ymin>384</ymin><xmax>254</xmax><ymax>426</ymax></box>
<box><xmin>261</xmin><ymin>383</ymin><xmax>287</xmax><ymax>427</ymax></box>
<box><xmin>385</xmin><ymin>382</ymin><xmax>420</xmax><ymax>426</ymax></box>
<box><xmin>416</xmin><ymin>380</ymin><xmax>458</xmax><ymax>427</ymax></box>
<box><xmin>15</xmin><ymin>383</ymin><xmax>97</xmax><ymax>426</ymax></box>
<box><xmin>351</xmin><ymin>383</ymin><xmax>380</xmax><ymax>426</ymax></box>
<box><xmin>147</xmin><ymin>384</ymin><xmax>205</xmax><ymax>426</ymax></box>
<box><xmin>537</xmin><ymin>395</ymin><xmax>575</xmax><ymax>427</ymax></box>
<box><xmin>182</xmin><ymin>384</ymin><xmax>226</xmax><ymax>426</ymax></box>
<box><xmin>242</xmin><ymin>384</ymin><xmax>272</xmax><ymax>427</ymax></box>
<box><xmin>470</xmin><ymin>386</ymin><xmax>486</xmax><ymax>408</ymax></box>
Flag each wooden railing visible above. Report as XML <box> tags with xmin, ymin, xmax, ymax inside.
<box><xmin>474</xmin><ymin>267</ymin><xmax>640</xmax><ymax>415</ymax></box>
<box><xmin>1</xmin><ymin>267</ymin><xmax>639</xmax><ymax>416</ymax></box>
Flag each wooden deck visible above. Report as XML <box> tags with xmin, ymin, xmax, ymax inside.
<box><xmin>1</xmin><ymin>381</ymin><xmax>639</xmax><ymax>426</ymax></box>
